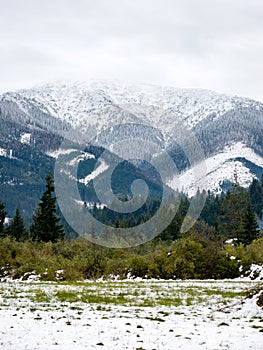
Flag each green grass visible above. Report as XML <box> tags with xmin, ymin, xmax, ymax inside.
<box><xmin>31</xmin><ymin>290</ymin><xmax>51</xmax><ymax>303</ymax></box>
<box><xmin>55</xmin><ymin>290</ymin><xmax>81</xmax><ymax>303</ymax></box>
<box><xmin>205</xmin><ymin>289</ymin><xmax>246</xmax><ymax>298</ymax></box>
<box><xmin>0</xmin><ymin>280</ymin><xmax>259</xmax><ymax>309</ymax></box>
<box><xmin>157</xmin><ymin>297</ymin><xmax>183</xmax><ymax>307</ymax></box>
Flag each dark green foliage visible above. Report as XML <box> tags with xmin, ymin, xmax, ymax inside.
<box><xmin>89</xmin><ymin>197</ymin><xmax>162</xmax><ymax>228</ymax></box>
<box><xmin>219</xmin><ymin>184</ymin><xmax>250</xmax><ymax>239</ymax></box>
<box><xmin>115</xmin><ymin>217</ymin><xmax>121</xmax><ymax>228</ymax></box>
<box><xmin>8</xmin><ymin>207</ymin><xmax>28</xmax><ymax>241</ymax></box>
<box><xmin>0</xmin><ymin>114</ymin><xmax>59</xmax><ymax>221</ymax></box>
<box><xmin>0</xmin><ymin>115</ymin><xmax>164</xmax><ymax>225</ymax></box>
<box><xmin>200</xmin><ymin>191</ymin><xmax>222</xmax><ymax>227</ymax></box>
<box><xmin>157</xmin><ymin>195</ymin><xmax>189</xmax><ymax>241</ymax></box>
<box><xmin>0</xmin><ymin>232</ymin><xmax>263</xmax><ymax>281</ymax></box>
<box><xmin>0</xmin><ymin>158</ymin><xmax>262</xmax><ymax>281</ymax></box>
<box><xmin>238</xmin><ymin>203</ymin><xmax>258</xmax><ymax>245</ymax></box>
<box><xmin>30</xmin><ymin>173</ymin><xmax>64</xmax><ymax>242</ymax></box>
<box><xmin>249</xmin><ymin>178</ymin><xmax>263</xmax><ymax>216</ymax></box>
<box><xmin>0</xmin><ymin>201</ymin><xmax>7</xmax><ymax>236</ymax></box>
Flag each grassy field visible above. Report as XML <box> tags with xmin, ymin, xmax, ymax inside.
<box><xmin>0</xmin><ymin>280</ymin><xmax>262</xmax><ymax>349</ymax></box>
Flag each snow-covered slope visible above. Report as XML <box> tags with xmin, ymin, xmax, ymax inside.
<box><xmin>1</xmin><ymin>80</ymin><xmax>263</xmax><ymax>195</ymax></box>
<box><xmin>169</xmin><ymin>142</ymin><xmax>263</xmax><ymax>195</ymax></box>
<box><xmin>1</xmin><ymin>80</ymin><xmax>262</xmax><ymax>132</ymax></box>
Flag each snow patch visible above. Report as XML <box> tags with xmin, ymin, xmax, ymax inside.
<box><xmin>67</xmin><ymin>151</ymin><xmax>95</xmax><ymax>166</ymax></box>
<box><xmin>4</xmin><ymin>217</ymin><xmax>12</xmax><ymax>225</ymax></box>
<box><xmin>47</xmin><ymin>148</ymin><xmax>81</xmax><ymax>158</ymax></box>
<box><xmin>20</xmin><ymin>132</ymin><xmax>31</xmax><ymax>145</ymax></box>
<box><xmin>79</xmin><ymin>160</ymin><xmax>109</xmax><ymax>185</ymax></box>
<box><xmin>246</xmin><ymin>264</ymin><xmax>263</xmax><ymax>281</ymax></box>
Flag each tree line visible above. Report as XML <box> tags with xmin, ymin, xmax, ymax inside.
<box><xmin>0</xmin><ymin>172</ymin><xmax>263</xmax><ymax>281</ymax></box>
<box><xmin>0</xmin><ymin>172</ymin><xmax>262</xmax><ymax>246</ymax></box>
<box><xmin>0</xmin><ymin>173</ymin><xmax>64</xmax><ymax>242</ymax></box>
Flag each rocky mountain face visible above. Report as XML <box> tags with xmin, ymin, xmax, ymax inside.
<box><xmin>1</xmin><ymin>80</ymin><xmax>263</xmax><ymax>217</ymax></box>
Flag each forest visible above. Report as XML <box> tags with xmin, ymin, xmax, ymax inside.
<box><xmin>0</xmin><ymin>173</ymin><xmax>263</xmax><ymax>281</ymax></box>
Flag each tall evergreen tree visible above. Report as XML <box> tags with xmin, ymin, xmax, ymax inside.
<box><xmin>219</xmin><ymin>183</ymin><xmax>250</xmax><ymax>238</ymax></box>
<box><xmin>30</xmin><ymin>173</ymin><xmax>64</xmax><ymax>242</ymax></box>
<box><xmin>249</xmin><ymin>178</ymin><xmax>263</xmax><ymax>217</ymax></box>
<box><xmin>9</xmin><ymin>207</ymin><xmax>27</xmax><ymax>241</ymax></box>
<box><xmin>200</xmin><ymin>191</ymin><xmax>222</xmax><ymax>227</ymax></box>
<box><xmin>238</xmin><ymin>202</ymin><xmax>258</xmax><ymax>245</ymax></box>
<box><xmin>0</xmin><ymin>201</ymin><xmax>7</xmax><ymax>237</ymax></box>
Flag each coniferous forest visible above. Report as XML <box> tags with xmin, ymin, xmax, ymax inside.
<box><xmin>0</xmin><ymin>172</ymin><xmax>263</xmax><ymax>282</ymax></box>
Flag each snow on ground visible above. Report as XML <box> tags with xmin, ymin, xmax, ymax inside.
<box><xmin>20</xmin><ymin>133</ymin><xmax>31</xmax><ymax>145</ymax></box>
<box><xmin>7</xmin><ymin>80</ymin><xmax>261</xmax><ymax>131</ymax></box>
<box><xmin>4</xmin><ymin>217</ymin><xmax>12</xmax><ymax>225</ymax></box>
<box><xmin>0</xmin><ymin>148</ymin><xmax>13</xmax><ymax>159</ymax></box>
<box><xmin>239</xmin><ymin>264</ymin><xmax>263</xmax><ymax>281</ymax></box>
<box><xmin>0</xmin><ymin>280</ymin><xmax>262</xmax><ymax>350</ymax></box>
<box><xmin>66</xmin><ymin>152</ymin><xmax>95</xmax><ymax>166</ymax></box>
<box><xmin>46</xmin><ymin>148</ymin><xmax>86</xmax><ymax>159</ymax></box>
<box><xmin>0</xmin><ymin>147</ymin><xmax>7</xmax><ymax>157</ymax></box>
<box><xmin>74</xmin><ymin>200</ymin><xmax>107</xmax><ymax>209</ymax></box>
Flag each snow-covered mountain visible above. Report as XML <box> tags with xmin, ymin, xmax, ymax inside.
<box><xmin>1</xmin><ymin>80</ymin><xmax>262</xmax><ymax>132</ymax></box>
<box><xmin>1</xmin><ymin>80</ymin><xmax>263</xmax><ymax>196</ymax></box>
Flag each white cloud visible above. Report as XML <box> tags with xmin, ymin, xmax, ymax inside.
<box><xmin>0</xmin><ymin>0</ymin><xmax>262</xmax><ymax>101</ymax></box>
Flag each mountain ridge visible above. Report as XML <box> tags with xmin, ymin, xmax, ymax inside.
<box><xmin>1</xmin><ymin>80</ymin><xmax>263</xmax><ymax>216</ymax></box>
<box><xmin>2</xmin><ymin>80</ymin><xmax>262</xmax><ymax>132</ymax></box>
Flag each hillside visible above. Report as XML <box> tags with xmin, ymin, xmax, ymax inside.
<box><xmin>1</xmin><ymin>81</ymin><xmax>263</xmax><ymax>218</ymax></box>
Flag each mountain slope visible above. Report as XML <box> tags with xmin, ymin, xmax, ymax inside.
<box><xmin>1</xmin><ymin>81</ymin><xmax>262</xmax><ymax>133</ymax></box>
<box><xmin>168</xmin><ymin>142</ymin><xmax>263</xmax><ymax>196</ymax></box>
<box><xmin>0</xmin><ymin>105</ymin><xmax>164</xmax><ymax>220</ymax></box>
<box><xmin>1</xmin><ymin>80</ymin><xmax>263</xmax><ymax>215</ymax></box>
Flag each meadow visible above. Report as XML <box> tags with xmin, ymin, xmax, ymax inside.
<box><xmin>0</xmin><ymin>279</ymin><xmax>262</xmax><ymax>350</ymax></box>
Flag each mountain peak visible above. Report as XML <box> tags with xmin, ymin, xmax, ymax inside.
<box><xmin>1</xmin><ymin>80</ymin><xmax>261</xmax><ymax>132</ymax></box>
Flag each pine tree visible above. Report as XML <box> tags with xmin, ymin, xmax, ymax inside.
<box><xmin>249</xmin><ymin>178</ymin><xmax>263</xmax><ymax>217</ymax></box>
<box><xmin>115</xmin><ymin>217</ymin><xmax>121</xmax><ymax>228</ymax></box>
<box><xmin>238</xmin><ymin>202</ymin><xmax>258</xmax><ymax>245</ymax></box>
<box><xmin>9</xmin><ymin>207</ymin><xmax>28</xmax><ymax>241</ymax></box>
<box><xmin>0</xmin><ymin>201</ymin><xmax>7</xmax><ymax>236</ymax></box>
<box><xmin>30</xmin><ymin>173</ymin><xmax>64</xmax><ymax>242</ymax></box>
<box><xmin>219</xmin><ymin>183</ymin><xmax>250</xmax><ymax>238</ymax></box>
<box><xmin>200</xmin><ymin>192</ymin><xmax>222</xmax><ymax>227</ymax></box>
<box><xmin>30</xmin><ymin>207</ymin><xmax>41</xmax><ymax>240</ymax></box>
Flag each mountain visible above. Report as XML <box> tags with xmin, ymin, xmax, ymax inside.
<box><xmin>0</xmin><ymin>116</ymin><xmax>163</xmax><ymax>222</ymax></box>
<box><xmin>1</xmin><ymin>80</ymin><xmax>263</xmax><ymax>219</ymax></box>
<box><xmin>2</xmin><ymin>80</ymin><xmax>262</xmax><ymax>133</ymax></box>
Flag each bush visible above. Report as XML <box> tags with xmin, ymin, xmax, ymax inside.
<box><xmin>0</xmin><ymin>236</ymin><xmax>262</xmax><ymax>281</ymax></box>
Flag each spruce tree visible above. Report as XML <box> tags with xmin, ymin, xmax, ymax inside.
<box><xmin>0</xmin><ymin>201</ymin><xmax>7</xmax><ymax>236</ymax></box>
<box><xmin>9</xmin><ymin>207</ymin><xmax>27</xmax><ymax>241</ymax></box>
<box><xmin>219</xmin><ymin>183</ymin><xmax>250</xmax><ymax>238</ymax></box>
<box><xmin>249</xmin><ymin>178</ymin><xmax>263</xmax><ymax>217</ymax></box>
<box><xmin>30</xmin><ymin>173</ymin><xmax>64</xmax><ymax>242</ymax></box>
<box><xmin>238</xmin><ymin>202</ymin><xmax>258</xmax><ymax>245</ymax></box>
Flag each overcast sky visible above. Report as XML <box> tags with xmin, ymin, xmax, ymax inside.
<box><xmin>0</xmin><ymin>0</ymin><xmax>263</xmax><ymax>100</ymax></box>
